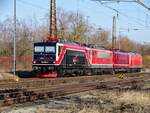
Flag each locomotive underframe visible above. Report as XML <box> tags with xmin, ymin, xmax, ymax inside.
<box><xmin>33</xmin><ymin>64</ymin><xmax>142</xmax><ymax>77</ymax></box>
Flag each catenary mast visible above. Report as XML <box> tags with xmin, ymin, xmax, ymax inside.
<box><xmin>48</xmin><ymin>0</ymin><xmax>57</xmax><ymax>41</ymax></box>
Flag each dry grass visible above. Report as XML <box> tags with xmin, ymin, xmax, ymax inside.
<box><xmin>0</xmin><ymin>71</ymin><xmax>19</xmax><ymax>82</ymax></box>
<box><xmin>4</xmin><ymin>89</ymin><xmax>150</xmax><ymax>113</ymax></box>
<box><xmin>143</xmin><ymin>55</ymin><xmax>150</xmax><ymax>68</ymax></box>
<box><xmin>78</xmin><ymin>107</ymin><xmax>100</xmax><ymax>113</ymax></box>
<box><xmin>35</xmin><ymin>109</ymin><xmax>69</xmax><ymax>113</ymax></box>
<box><xmin>118</xmin><ymin>91</ymin><xmax>150</xmax><ymax>106</ymax></box>
<box><xmin>2</xmin><ymin>90</ymin><xmax>150</xmax><ymax>113</ymax></box>
<box><xmin>77</xmin><ymin>90</ymin><xmax>150</xmax><ymax>113</ymax></box>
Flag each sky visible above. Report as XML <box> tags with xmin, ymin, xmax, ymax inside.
<box><xmin>0</xmin><ymin>0</ymin><xmax>150</xmax><ymax>44</ymax></box>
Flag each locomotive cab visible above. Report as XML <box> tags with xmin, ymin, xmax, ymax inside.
<box><xmin>32</xmin><ymin>42</ymin><xmax>57</xmax><ymax>77</ymax></box>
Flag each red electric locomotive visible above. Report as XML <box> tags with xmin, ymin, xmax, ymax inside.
<box><xmin>32</xmin><ymin>40</ymin><xmax>113</xmax><ymax>77</ymax></box>
<box><xmin>32</xmin><ymin>40</ymin><xmax>143</xmax><ymax>77</ymax></box>
<box><xmin>112</xmin><ymin>50</ymin><xmax>130</xmax><ymax>72</ymax></box>
<box><xmin>112</xmin><ymin>50</ymin><xmax>143</xmax><ymax>73</ymax></box>
<box><xmin>129</xmin><ymin>52</ymin><xmax>143</xmax><ymax>72</ymax></box>
<box><xmin>90</xmin><ymin>47</ymin><xmax>113</xmax><ymax>74</ymax></box>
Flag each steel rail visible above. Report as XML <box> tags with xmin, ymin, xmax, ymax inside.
<box><xmin>0</xmin><ymin>73</ymin><xmax>149</xmax><ymax>106</ymax></box>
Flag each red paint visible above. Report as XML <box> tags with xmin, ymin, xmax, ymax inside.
<box><xmin>38</xmin><ymin>72</ymin><xmax>58</xmax><ymax>77</ymax></box>
<box><xmin>112</xmin><ymin>50</ymin><xmax>129</xmax><ymax>68</ymax></box>
<box><xmin>91</xmin><ymin>48</ymin><xmax>113</xmax><ymax>65</ymax></box>
<box><xmin>56</xmin><ymin>44</ymin><xmax>90</xmax><ymax>65</ymax></box>
<box><xmin>129</xmin><ymin>53</ymin><xmax>143</xmax><ymax>68</ymax></box>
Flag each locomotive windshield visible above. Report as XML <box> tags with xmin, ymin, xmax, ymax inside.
<box><xmin>34</xmin><ymin>46</ymin><xmax>44</xmax><ymax>53</ymax></box>
<box><xmin>45</xmin><ymin>46</ymin><xmax>55</xmax><ymax>53</ymax></box>
<box><xmin>34</xmin><ymin>46</ymin><xmax>55</xmax><ymax>53</ymax></box>
<box><xmin>33</xmin><ymin>42</ymin><xmax>56</xmax><ymax>53</ymax></box>
<box><xmin>33</xmin><ymin>42</ymin><xmax>56</xmax><ymax>64</ymax></box>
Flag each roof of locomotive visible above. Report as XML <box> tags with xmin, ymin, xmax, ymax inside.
<box><xmin>34</xmin><ymin>41</ymin><xmax>56</xmax><ymax>46</ymax></box>
<box><xmin>111</xmin><ymin>48</ymin><xmax>140</xmax><ymax>54</ymax></box>
<box><xmin>33</xmin><ymin>40</ymin><xmax>141</xmax><ymax>55</ymax></box>
<box><xmin>58</xmin><ymin>39</ymin><xmax>108</xmax><ymax>50</ymax></box>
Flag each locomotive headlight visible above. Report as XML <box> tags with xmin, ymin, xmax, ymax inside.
<box><xmin>33</xmin><ymin>61</ymin><xmax>36</xmax><ymax>64</ymax></box>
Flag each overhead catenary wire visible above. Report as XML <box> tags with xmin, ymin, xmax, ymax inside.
<box><xmin>106</xmin><ymin>4</ymin><xmax>145</xmax><ymax>22</ymax></box>
<box><xmin>18</xmin><ymin>0</ymin><xmax>49</xmax><ymax>11</ymax></box>
<box><xmin>94</xmin><ymin>1</ymin><xmax>149</xmax><ymax>27</ymax></box>
<box><xmin>92</xmin><ymin>0</ymin><xmax>137</xmax><ymax>4</ymax></box>
<box><xmin>92</xmin><ymin>0</ymin><xmax>150</xmax><ymax>11</ymax></box>
<box><xmin>136</xmin><ymin>0</ymin><xmax>150</xmax><ymax>11</ymax></box>
<box><xmin>93</xmin><ymin>0</ymin><xmax>150</xmax><ymax>27</ymax></box>
<box><xmin>18</xmin><ymin>0</ymin><xmax>149</xmax><ymax>28</ymax></box>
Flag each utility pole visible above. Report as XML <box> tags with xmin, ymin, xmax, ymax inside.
<box><xmin>118</xmin><ymin>30</ymin><xmax>121</xmax><ymax>50</ymax></box>
<box><xmin>112</xmin><ymin>16</ymin><xmax>117</xmax><ymax>49</ymax></box>
<box><xmin>77</xmin><ymin>0</ymin><xmax>79</xmax><ymax>19</ymax></box>
<box><xmin>48</xmin><ymin>0</ymin><xmax>57</xmax><ymax>41</ymax></box>
<box><xmin>13</xmin><ymin>0</ymin><xmax>16</xmax><ymax>75</ymax></box>
<box><xmin>86</xmin><ymin>16</ymin><xmax>90</xmax><ymax>45</ymax></box>
<box><xmin>75</xmin><ymin>0</ymin><xmax>79</xmax><ymax>42</ymax></box>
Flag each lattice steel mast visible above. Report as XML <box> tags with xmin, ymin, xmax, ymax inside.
<box><xmin>48</xmin><ymin>0</ymin><xmax>57</xmax><ymax>41</ymax></box>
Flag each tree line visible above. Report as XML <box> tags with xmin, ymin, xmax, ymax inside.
<box><xmin>0</xmin><ymin>8</ymin><xmax>149</xmax><ymax>57</ymax></box>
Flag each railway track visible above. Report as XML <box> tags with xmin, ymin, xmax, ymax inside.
<box><xmin>0</xmin><ymin>72</ymin><xmax>148</xmax><ymax>89</ymax></box>
<box><xmin>0</xmin><ymin>72</ymin><xmax>149</xmax><ymax>106</ymax></box>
